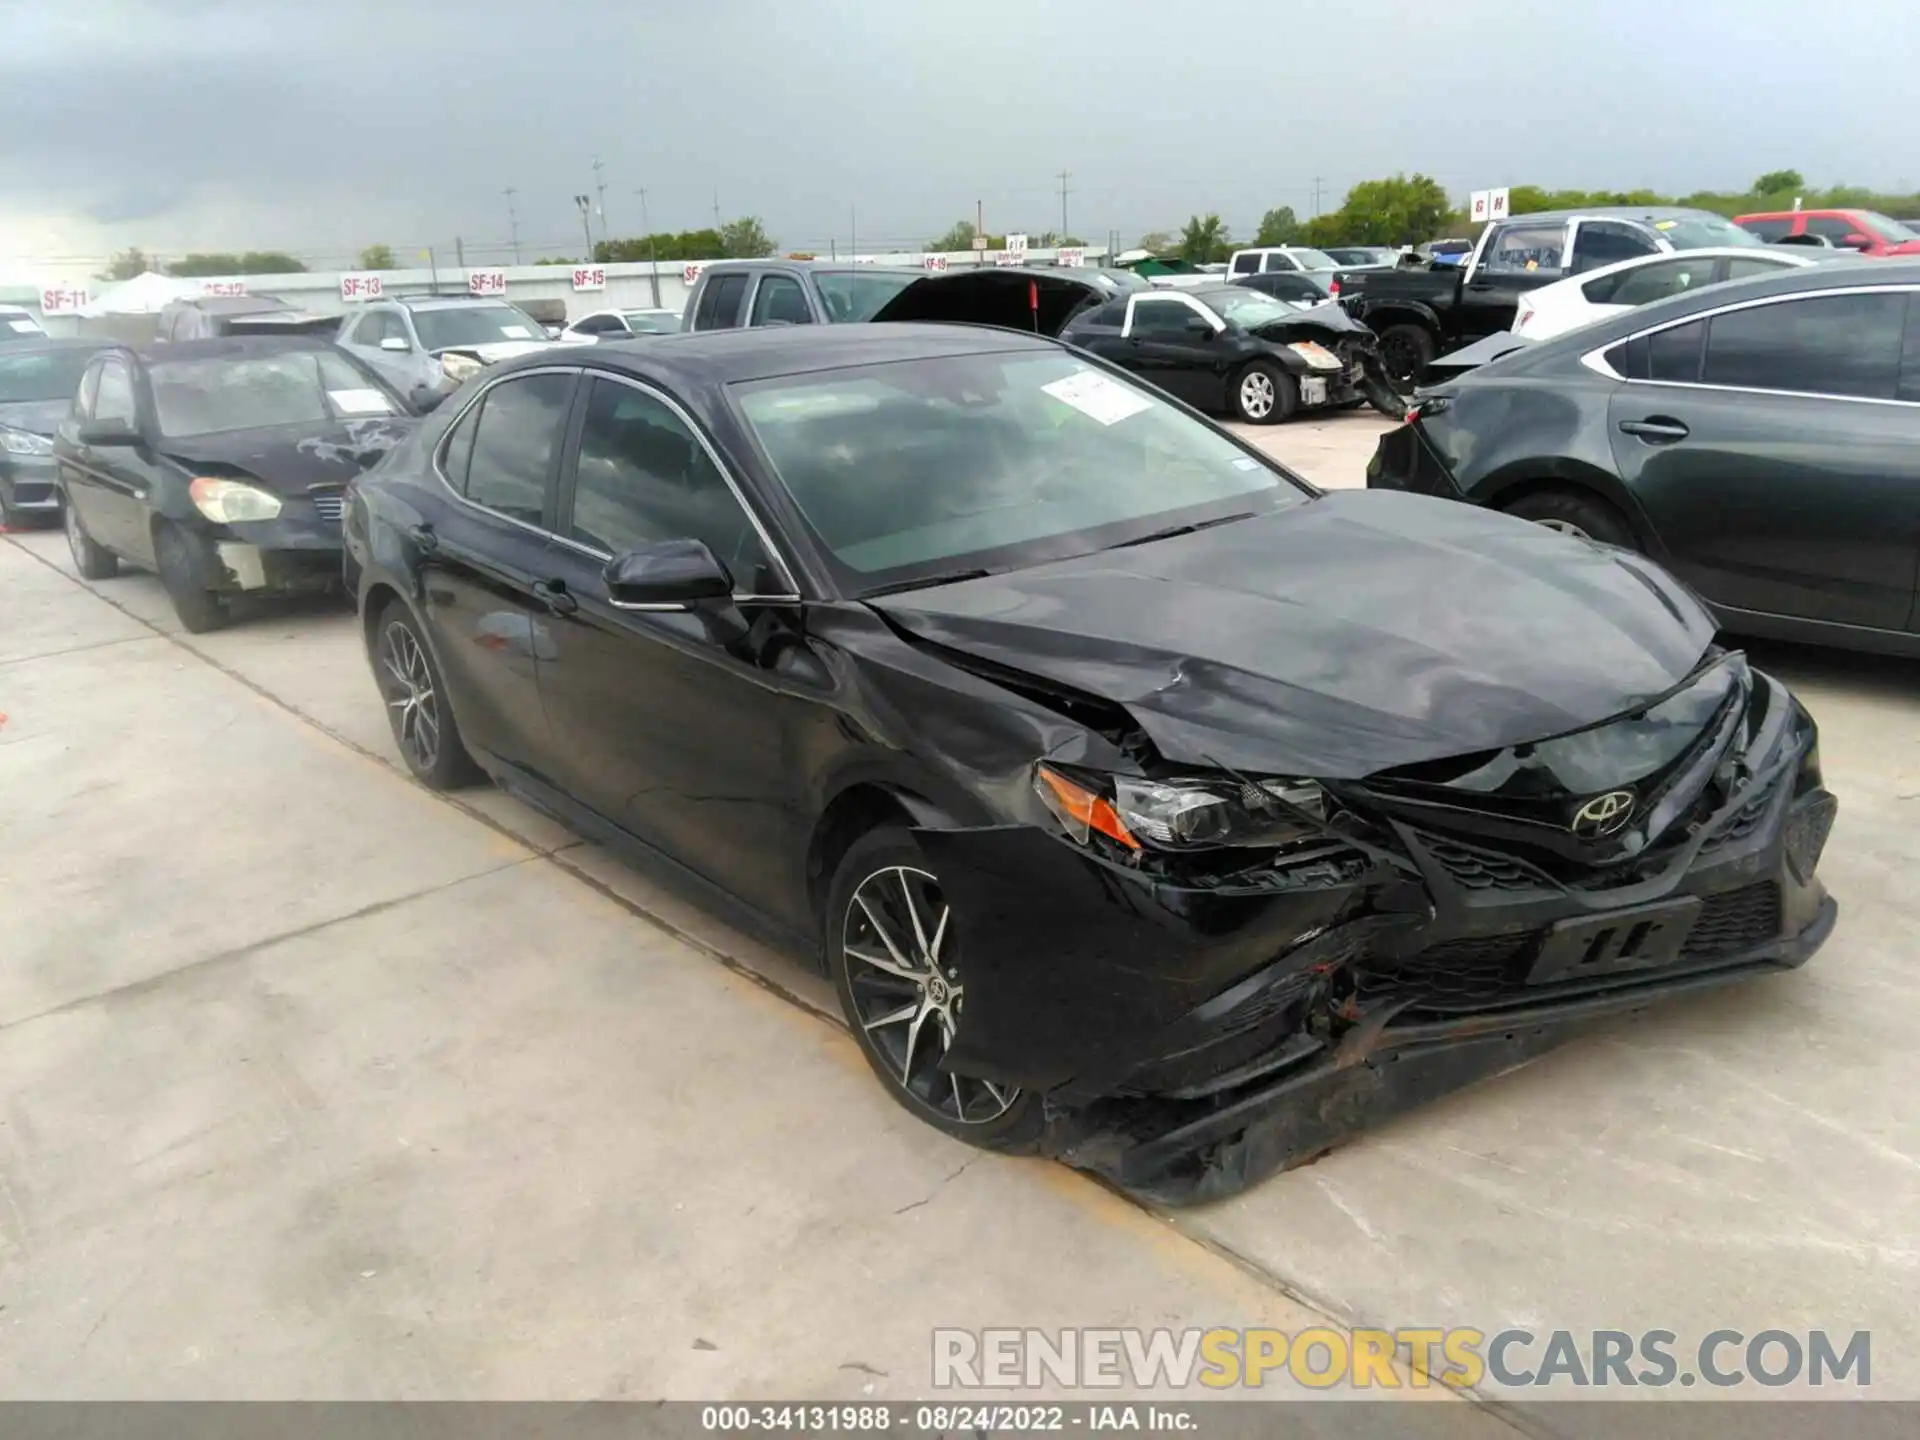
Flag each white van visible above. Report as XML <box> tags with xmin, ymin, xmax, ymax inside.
<box><xmin>1225</xmin><ymin>246</ymin><xmax>1343</xmax><ymax>280</ymax></box>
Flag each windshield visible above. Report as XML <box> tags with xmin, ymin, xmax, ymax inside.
<box><xmin>412</xmin><ymin>305</ymin><xmax>545</xmax><ymax>349</ymax></box>
<box><xmin>1650</xmin><ymin>214</ymin><xmax>1765</xmax><ymax>249</ymax></box>
<box><xmin>1860</xmin><ymin>212</ymin><xmax>1920</xmax><ymax>241</ymax></box>
<box><xmin>1284</xmin><ymin>248</ymin><xmax>1340</xmax><ymax>271</ymax></box>
<box><xmin>623</xmin><ymin>311</ymin><xmax>682</xmax><ymax>333</ymax></box>
<box><xmin>733</xmin><ymin>350</ymin><xmax>1306</xmax><ymax>593</ymax></box>
<box><xmin>812</xmin><ymin>271</ymin><xmax>918</xmax><ymax>322</ymax></box>
<box><xmin>150</xmin><ymin>350</ymin><xmax>397</xmax><ymax>437</ymax></box>
<box><xmin>0</xmin><ymin>348</ymin><xmax>96</xmax><ymax>403</ymax></box>
<box><xmin>1208</xmin><ymin>291</ymin><xmax>1302</xmax><ymax>328</ymax></box>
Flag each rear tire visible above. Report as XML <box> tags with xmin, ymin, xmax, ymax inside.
<box><xmin>826</xmin><ymin>825</ymin><xmax>1045</xmax><ymax>1154</ymax></box>
<box><xmin>1503</xmin><ymin>489</ymin><xmax>1637</xmax><ymax>548</ymax></box>
<box><xmin>63</xmin><ymin>497</ymin><xmax>119</xmax><ymax>580</ymax></box>
<box><xmin>154</xmin><ymin>522</ymin><xmax>228</xmax><ymax>633</ymax></box>
<box><xmin>1231</xmin><ymin>361</ymin><xmax>1297</xmax><ymax>425</ymax></box>
<box><xmin>1376</xmin><ymin>324</ymin><xmax>1437</xmax><ymax>391</ymax></box>
<box><xmin>372</xmin><ymin>600</ymin><xmax>481</xmax><ymax>789</ymax></box>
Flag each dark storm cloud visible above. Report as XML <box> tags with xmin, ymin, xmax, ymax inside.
<box><xmin>2</xmin><ymin>0</ymin><xmax>1916</xmax><ymax>260</ymax></box>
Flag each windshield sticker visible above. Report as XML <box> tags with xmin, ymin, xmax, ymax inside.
<box><xmin>1654</xmin><ymin>220</ymin><xmax>1678</xmax><ymax>230</ymax></box>
<box><xmin>327</xmin><ymin>388</ymin><xmax>395</xmax><ymax>415</ymax></box>
<box><xmin>1232</xmin><ymin>456</ymin><xmax>1261</xmax><ymax>470</ymax></box>
<box><xmin>1042</xmin><ymin>370</ymin><xmax>1153</xmax><ymax>426</ymax></box>
<box><xmin>499</xmin><ymin>324</ymin><xmax>534</xmax><ymax>338</ymax></box>
<box><xmin>8</xmin><ymin>320</ymin><xmax>40</xmax><ymax>333</ymax></box>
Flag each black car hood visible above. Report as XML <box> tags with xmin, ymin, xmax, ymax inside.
<box><xmin>1248</xmin><ymin>301</ymin><xmax>1372</xmax><ymax>342</ymax></box>
<box><xmin>871</xmin><ymin>268</ymin><xmax>1109</xmax><ymax>337</ymax></box>
<box><xmin>159</xmin><ymin>416</ymin><xmax>416</xmax><ymax>493</ymax></box>
<box><xmin>870</xmin><ymin>490</ymin><xmax>1717</xmax><ymax>779</ymax></box>
<box><xmin>0</xmin><ymin>399</ymin><xmax>70</xmax><ymax>436</ymax></box>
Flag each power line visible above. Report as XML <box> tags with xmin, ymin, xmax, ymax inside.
<box><xmin>503</xmin><ymin>187</ymin><xmax>521</xmax><ymax>264</ymax></box>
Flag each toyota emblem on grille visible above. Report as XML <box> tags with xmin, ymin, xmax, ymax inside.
<box><xmin>1571</xmin><ymin>790</ymin><xmax>1636</xmax><ymax>838</ymax></box>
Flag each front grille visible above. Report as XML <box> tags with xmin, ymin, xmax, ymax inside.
<box><xmin>1422</xmin><ymin>835</ymin><xmax>1551</xmax><ymax>892</ymax></box>
<box><xmin>1355</xmin><ymin>932</ymin><xmax>1538</xmax><ymax>1004</ymax></box>
<box><xmin>311</xmin><ymin>491</ymin><xmax>345</xmax><ymax>524</ymax></box>
<box><xmin>1681</xmin><ymin>882</ymin><xmax>1780</xmax><ymax>960</ymax></box>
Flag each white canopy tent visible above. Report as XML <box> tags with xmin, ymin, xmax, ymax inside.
<box><xmin>79</xmin><ymin>271</ymin><xmax>191</xmax><ymax>316</ymax></box>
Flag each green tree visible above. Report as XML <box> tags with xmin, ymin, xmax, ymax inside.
<box><xmin>927</xmin><ymin>220</ymin><xmax>977</xmax><ymax>251</ymax></box>
<box><xmin>719</xmin><ymin>216</ymin><xmax>776</xmax><ymax>258</ymax></box>
<box><xmin>98</xmin><ymin>247</ymin><xmax>154</xmax><ymax>281</ymax></box>
<box><xmin>168</xmin><ymin>251</ymin><xmax>306</xmax><ymax>276</ymax></box>
<box><xmin>1329</xmin><ymin>174</ymin><xmax>1454</xmax><ymax>246</ymax></box>
<box><xmin>1178</xmin><ymin>213</ymin><xmax>1231</xmax><ymax>263</ymax></box>
<box><xmin>1253</xmin><ymin>206</ymin><xmax>1300</xmax><ymax>246</ymax></box>
<box><xmin>1298</xmin><ymin>214</ymin><xmax>1347</xmax><ymax>249</ymax></box>
<box><xmin>1754</xmin><ymin>169</ymin><xmax>1805</xmax><ymax>196</ymax></box>
<box><xmin>533</xmin><ymin>256</ymin><xmax>580</xmax><ymax>265</ymax></box>
<box><xmin>357</xmin><ymin>244</ymin><xmax>395</xmax><ymax>270</ymax></box>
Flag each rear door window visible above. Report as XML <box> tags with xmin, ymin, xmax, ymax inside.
<box><xmin>1570</xmin><ymin>221</ymin><xmax>1661</xmax><ymax>274</ymax></box>
<box><xmin>461</xmin><ymin>372</ymin><xmax>575</xmax><ymax>525</ymax></box>
<box><xmin>748</xmin><ymin>274</ymin><xmax>814</xmax><ymax>325</ymax></box>
<box><xmin>1702</xmin><ymin>292</ymin><xmax>1907</xmax><ymax>399</ymax></box>
<box><xmin>1229</xmin><ymin>253</ymin><xmax>1260</xmax><ymax>276</ymax></box>
<box><xmin>694</xmin><ymin>273</ymin><xmax>751</xmax><ymax>330</ymax></box>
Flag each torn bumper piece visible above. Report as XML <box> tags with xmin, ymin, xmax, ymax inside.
<box><xmin>179</xmin><ymin>510</ymin><xmax>346</xmax><ymax>595</ymax></box>
<box><xmin>914</xmin><ymin>770</ymin><xmax>1838</xmax><ymax>1206</ymax></box>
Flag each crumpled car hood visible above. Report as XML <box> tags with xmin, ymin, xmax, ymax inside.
<box><xmin>160</xmin><ymin>416</ymin><xmax>417</xmax><ymax>493</ymax></box>
<box><xmin>1248</xmin><ymin>302</ymin><xmax>1371</xmax><ymax>342</ymax></box>
<box><xmin>870</xmin><ymin>490</ymin><xmax>1717</xmax><ymax>779</ymax></box>
<box><xmin>431</xmin><ymin>340</ymin><xmax>551</xmax><ymax>364</ymax></box>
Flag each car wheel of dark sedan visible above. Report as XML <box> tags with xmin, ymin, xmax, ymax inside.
<box><xmin>1376</xmin><ymin>324</ymin><xmax>1436</xmax><ymax>391</ymax></box>
<box><xmin>1504</xmin><ymin>489</ymin><xmax>1637</xmax><ymax>548</ymax></box>
<box><xmin>374</xmin><ymin>601</ymin><xmax>481</xmax><ymax>789</ymax></box>
<box><xmin>63</xmin><ymin>498</ymin><xmax>119</xmax><ymax>580</ymax></box>
<box><xmin>827</xmin><ymin>826</ymin><xmax>1044</xmax><ymax>1153</ymax></box>
<box><xmin>154</xmin><ymin>522</ymin><xmax>228</xmax><ymax>633</ymax></box>
<box><xmin>1232</xmin><ymin>362</ymin><xmax>1296</xmax><ymax>425</ymax></box>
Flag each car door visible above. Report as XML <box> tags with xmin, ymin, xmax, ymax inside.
<box><xmin>64</xmin><ymin>356</ymin><xmax>154</xmax><ymax>560</ymax></box>
<box><xmin>413</xmin><ymin>369</ymin><xmax>577</xmax><ymax>773</ymax></box>
<box><xmin>1121</xmin><ymin>295</ymin><xmax>1225</xmax><ymax>408</ymax></box>
<box><xmin>1603</xmin><ymin>287</ymin><xmax>1920</xmax><ymax>631</ymax></box>
<box><xmin>532</xmin><ymin>372</ymin><xmax>808</xmax><ymax>918</ymax></box>
<box><xmin>1566</xmin><ymin>219</ymin><xmax>1661</xmax><ymax>276</ymax></box>
<box><xmin>1460</xmin><ymin>220</ymin><xmax>1571</xmax><ymax>339</ymax></box>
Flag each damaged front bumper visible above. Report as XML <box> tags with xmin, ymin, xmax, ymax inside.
<box><xmin>177</xmin><ymin>496</ymin><xmax>347</xmax><ymax>596</ymax></box>
<box><xmin>917</xmin><ymin>667</ymin><xmax>1838</xmax><ymax>1205</ymax></box>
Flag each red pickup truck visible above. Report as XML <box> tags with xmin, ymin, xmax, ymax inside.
<box><xmin>1734</xmin><ymin>208</ymin><xmax>1920</xmax><ymax>256</ymax></box>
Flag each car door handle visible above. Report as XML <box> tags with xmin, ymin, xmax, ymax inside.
<box><xmin>531</xmin><ymin>579</ymin><xmax>578</xmax><ymax>616</ymax></box>
<box><xmin>404</xmin><ymin>522</ymin><xmax>438</xmax><ymax>554</ymax></box>
<box><xmin>1618</xmin><ymin>417</ymin><xmax>1690</xmax><ymax>443</ymax></box>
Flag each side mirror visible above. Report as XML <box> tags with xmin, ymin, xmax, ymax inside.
<box><xmin>407</xmin><ymin>384</ymin><xmax>447</xmax><ymax>413</ymax></box>
<box><xmin>604</xmin><ymin>538</ymin><xmax>734</xmax><ymax>610</ymax></box>
<box><xmin>379</xmin><ymin>336</ymin><xmax>412</xmax><ymax>353</ymax></box>
<box><xmin>78</xmin><ymin>417</ymin><xmax>140</xmax><ymax>447</ymax></box>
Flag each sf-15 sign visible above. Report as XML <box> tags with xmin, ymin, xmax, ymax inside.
<box><xmin>572</xmin><ymin>266</ymin><xmax>607</xmax><ymax>292</ymax></box>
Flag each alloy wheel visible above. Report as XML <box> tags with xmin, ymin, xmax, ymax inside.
<box><xmin>842</xmin><ymin>865</ymin><xmax>1018</xmax><ymax>1125</ymax></box>
<box><xmin>379</xmin><ymin>620</ymin><xmax>441</xmax><ymax>772</ymax></box>
<box><xmin>1239</xmin><ymin>371</ymin><xmax>1276</xmax><ymax>420</ymax></box>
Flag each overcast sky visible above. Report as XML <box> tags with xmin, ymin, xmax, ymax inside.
<box><xmin>2</xmin><ymin>0</ymin><xmax>1916</xmax><ymax>279</ymax></box>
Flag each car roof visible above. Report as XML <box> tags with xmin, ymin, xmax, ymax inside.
<box><xmin>385</xmin><ymin>295</ymin><xmax>520</xmax><ymax>310</ymax></box>
<box><xmin>499</xmin><ymin>321</ymin><xmax>1057</xmax><ymax>386</ymax></box>
<box><xmin>1534</xmin><ymin>245</ymin><xmax>1813</xmax><ymax>288</ymax></box>
<box><xmin>1492</xmin><ymin>205</ymin><xmax>1732</xmax><ymax>226</ymax></box>
<box><xmin>171</xmin><ymin>295</ymin><xmax>291</xmax><ymax>313</ymax></box>
<box><xmin>131</xmin><ymin>335</ymin><xmax>340</xmax><ymax>363</ymax></box>
<box><xmin>1736</xmin><ymin>208</ymin><xmax>1861</xmax><ymax>220</ymax></box>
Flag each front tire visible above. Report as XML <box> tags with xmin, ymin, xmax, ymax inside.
<box><xmin>1503</xmin><ymin>489</ymin><xmax>1637</xmax><ymax>548</ymax></box>
<box><xmin>372</xmin><ymin>601</ymin><xmax>481</xmax><ymax>789</ymax></box>
<box><xmin>826</xmin><ymin>826</ymin><xmax>1044</xmax><ymax>1153</ymax></box>
<box><xmin>154</xmin><ymin>522</ymin><xmax>228</xmax><ymax>633</ymax></box>
<box><xmin>64</xmin><ymin>497</ymin><xmax>119</xmax><ymax>579</ymax></box>
<box><xmin>1376</xmin><ymin>323</ymin><xmax>1437</xmax><ymax>391</ymax></box>
<box><xmin>1231</xmin><ymin>361</ymin><xmax>1297</xmax><ymax>425</ymax></box>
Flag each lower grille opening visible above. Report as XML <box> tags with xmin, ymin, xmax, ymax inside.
<box><xmin>1682</xmin><ymin>881</ymin><xmax>1780</xmax><ymax>960</ymax></box>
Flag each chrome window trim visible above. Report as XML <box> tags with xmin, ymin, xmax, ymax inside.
<box><xmin>1580</xmin><ymin>282</ymin><xmax>1920</xmax><ymax>407</ymax></box>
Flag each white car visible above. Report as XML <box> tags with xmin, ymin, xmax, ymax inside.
<box><xmin>558</xmin><ymin>307</ymin><xmax>684</xmax><ymax>343</ymax></box>
<box><xmin>1510</xmin><ymin>246</ymin><xmax>1824</xmax><ymax>339</ymax></box>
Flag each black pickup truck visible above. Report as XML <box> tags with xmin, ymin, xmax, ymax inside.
<box><xmin>1336</xmin><ymin>206</ymin><xmax>1770</xmax><ymax>386</ymax></box>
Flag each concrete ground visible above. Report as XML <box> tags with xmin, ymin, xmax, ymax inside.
<box><xmin>3</xmin><ymin>408</ymin><xmax>1915</xmax><ymax>1412</ymax></box>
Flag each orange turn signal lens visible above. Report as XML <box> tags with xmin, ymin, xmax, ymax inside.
<box><xmin>1035</xmin><ymin>764</ymin><xmax>1141</xmax><ymax>851</ymax></box>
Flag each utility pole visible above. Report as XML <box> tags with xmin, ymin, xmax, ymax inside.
<box><xmin>850</xmin><ymin>205</ymin><xmax>857</xmax><ymax>263</ymax></box>
<box><xmin>976</xmin><ymin>198</ymin><xmax>985</xmax><ymax>260</ymax></box>
<box><xmin>574</xmin><ymin>194</ymin><xmax>594</xmax><ymax>261</ymax></box>
<box><xmin>1312</xmin><ymin>176</ymin><xmax>1326</xmax><ymax>217</ymax></box>
<box><xmin>1058</xmin><ymin>169</ymin><xmax>1071</xmax><ymax>240</ymax></box>
<box><xmin>454</xmin><ymin>236</ymin><xmax>465</xmax><ymax>267</ymax></box>
<box><xmin>503</xmin><ymin>187</ymin><xmax>521</xmax><ymax>264</ymax></box>
<box><xmin>712</xmin><ymin>189</ymin><xmax>722</xmax><ymax>227</ymax></box>
<box><xmin>592</xmin><ymin>156</ymin><xmax>608</xmax><ymax>236</ymax></box>
<box><xmin>634</xmin><ymin>187</ymin><xmax>661</xmax><ymax>307</ymax></box>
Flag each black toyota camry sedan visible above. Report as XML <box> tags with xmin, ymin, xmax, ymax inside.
<box><xmin>1369</xmin><ymin>259</ymin><xmax>1920</xmax><ymax>657</ymax></box>
<box><xmin>55</xmin><ymin>336</ymin><xmax>414</xmax><ymax>631</ymax></box>
<box><xmin>346</xmin><ymin>325</ymin><xmax>1837</xmax><ymax>1203</ymax></box>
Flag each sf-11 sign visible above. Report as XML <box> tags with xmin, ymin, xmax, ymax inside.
<box><xmin>39</xmin><ymin>285</ymin><xmax>88</xmax><ymax>314</ymax></box>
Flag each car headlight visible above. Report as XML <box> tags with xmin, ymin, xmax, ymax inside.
<box><xmin>1034</xmin><ymin>763</ymin><xmax>1326</xmax><ymax>852</ymax></box>
<box><xmin>439</xmin><ymin>352</ymin><xmax>483</xmax><ymax>383</ymax></box>
<box><xmin>1</xmin><ymin>428</ymin><xmax>52</xmax><ymax>456</ymax></box>
<box><xmin>189</xmin><ymin>476</ymin><xmax>282</xmax><ymax>523</ymax></box>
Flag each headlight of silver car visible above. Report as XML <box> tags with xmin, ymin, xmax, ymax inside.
<box><xmin>1</xmin><ymin>427</ymin><xmax>53</xmax><ymax>456</ymax></box>
<box><xmin>1034</xmin><ymin>763</ymin><xmax>1326</xmax><ymax>852</ymax></box>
